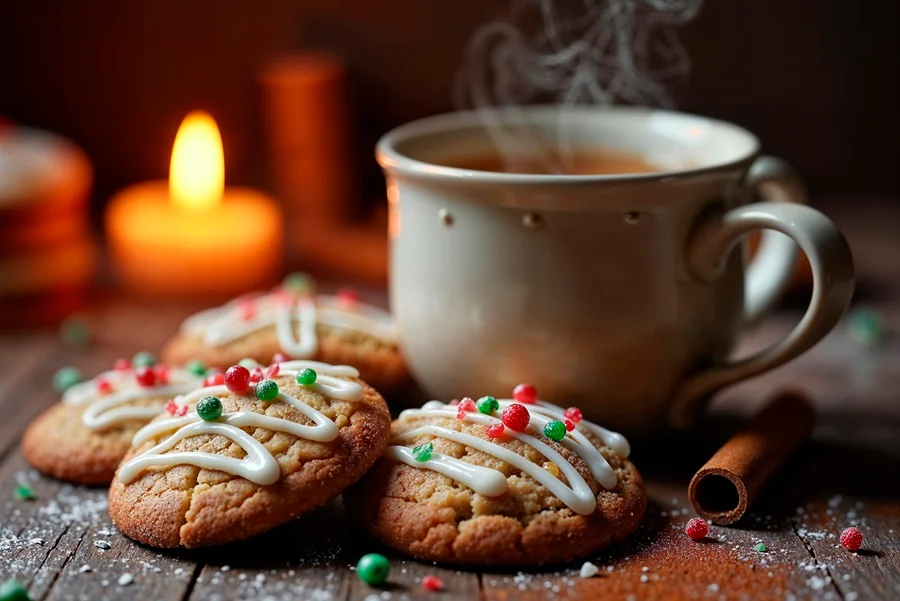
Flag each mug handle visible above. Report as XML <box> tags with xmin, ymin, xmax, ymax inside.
<box><xmin>669</xmin><ymin>156</ymin><xmax>855</xmax><ymax>428</ymax></box>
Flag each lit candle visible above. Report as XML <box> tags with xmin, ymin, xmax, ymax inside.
<box><xmin>106</xmin><ymin>111</ymin><xmax>283</xmax><ymax>296</ymax></box>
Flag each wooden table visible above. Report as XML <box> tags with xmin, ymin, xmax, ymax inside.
<box><xmin>0</xmin><ymin>202</ymin><xmax>898</xmax><ymax>600</ymax></box>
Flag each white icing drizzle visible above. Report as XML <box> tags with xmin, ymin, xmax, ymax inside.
<box><xmin>62</xmin><ymin>367</ymin><xmax>203</xmax><ymax>431</ymax></box>
<box><xmin>387</xmin><ymin>399</ymin><xmax>631</xmax><ymax>516</ymax></box>
<box><xmin>117</xmin><ymin>361</ymin><xmax>364</xmax><ymax>486</ymax></box>
<box><xmin>180</xmin><ymin>292</ymin><xmax>396</xmax><ymax>358</ymax></box>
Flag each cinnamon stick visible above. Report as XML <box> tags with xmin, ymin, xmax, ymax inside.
<box><xmin>688</xmin><ymin>390</ymin><xmax>815</xmax><ymax>525</ymax></box>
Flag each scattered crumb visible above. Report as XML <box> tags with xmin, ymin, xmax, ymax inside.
<box><xmin>28</xmin><ymin>538</ymin><xmax>44</xmax><ymax>545</ymax></box>
<box><xmin>118</xmin><ymin>573</ymin><xmax>134</xmax><ymax>586</ymax></box>
<box><xmin>579</xmin><ymin>562</ymin><xmax>599</xmax><ymax>578</ymax></box>
<box><xmin>94</xmin><ymin>540</ymin><xmax>112</xmax><ymax>550</ymax></box>
<box><xmin>78</xmin><ymin>565</ymin><xmax>92</xmax><ymax>573</ymax></box>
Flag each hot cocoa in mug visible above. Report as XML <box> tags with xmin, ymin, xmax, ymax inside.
<box><xmin>378</xmin><ymin>106</ymin><xmax>854</xmax><ymax>434</ymax></box>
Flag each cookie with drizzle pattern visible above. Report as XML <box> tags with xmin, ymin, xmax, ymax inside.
<box><xmin>344</xmin><ymin>388</ymin><xmax>646</xmax><ymax>566</ymax></box>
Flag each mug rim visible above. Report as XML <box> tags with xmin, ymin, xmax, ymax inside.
<box><xmin>376</xmin><ymin>105</ymin><xmax>761</xmax><ymax>184</ymax></box>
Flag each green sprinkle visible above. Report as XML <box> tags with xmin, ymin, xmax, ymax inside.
<box><xmin>186</xmin><ymin>359</ymin><xmax>207</xmax><ymax>376</ymax></box>
<box><xmin>412</xmin><ymin>442</ymin><xmax>433</xmax><ymax>462</ymax></box>
<box><xmin>476</xmin><ymin>396</ymin><xmax>499</xmax><ymax>414</ymax></box>
<box><xmin>283</xmin><ymin>272</ymin><xmax>315</xmax><ymax>295</ymax></box>
<box><xmin>255</xmin><ymin>379</ymin><xmax>279</xmax><ymax>402</ymax></box>
<box><xmin>131</xmin><ymin>352</ymin><xmax>156</xmax><ymax>368</ymax></box>
<box><xmin>58</xmin><ymin>314</ymin><xmax>91</xmax><ymax>349</ymax></box>
<box><xmin>754</xmin><ymin>543</ymin><xmax>767</xmax><ymax>553</ymax></box>
<box><xmin>296</xmin><ymin>368</ymin><xmax>317</xmax><ymax>386</ymax></box>
<box><xmin>356</xmin><ymin>553</ymin><xmax>390</xmax><ymax>586</ymax></box>
<box><xmin>238</xmin><ymin>358</ymin><xmax>259</xmax><ymax>369</ymax></box>
<box><xmin>0</xmin><ymin>579</ymin><xmax>31</xmax><ymax>601</ymax></box>
<box><xmin>52</xmin><ymin>367</ymin><xmax>82</xmax><ymax>393</ymax></box>
<box><xmin>848</xmin><ymin>308</ymin><xmax>886</xmax><ymax>348</ymax></box>
<box><xmin>197</xmin><ymin>396</ymin><xmax>223</xmax><ymax>421</ymax></box>
<box><xmin>543</xmin><ymin>420</ymin><xmax>567</xmax><ymax>441</ymax></box>
<box><xmin>14</xmin><ymin>484</ymin><xmax>36</xmax><ymax>501</ymax></box>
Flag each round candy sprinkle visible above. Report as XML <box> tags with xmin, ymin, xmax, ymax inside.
<box><xmin>356</xmin><ymin>553</ymin><xmax>390</xmax><ymax>586</ymax></box>
<box><xmin>501</xmin><ymin>403</ymin><xmax>530</xmax><ymax>432</ymax></box>
<box><xmin>131</xmin><ymin>352</ymin><xmax>156</xmax><ymax>368</ymax></box>
<box><xmin>564</xmin><ymin>419</ymin><xmax>575</xmax><ymax>432</ymax></box>
<box><xmin>543</xmin><ymin>420</ymin><xmax>567</xmax><ymax>441</ymax></box>
<box><xmin>337</xmin><ymin>287</ymin><xmax>359</xmax><ymax>307</ymax></box>
<box><xmin>255</xmin><ymin>379</ymin><xmax>279</xmax><ymax>401</ymax></box>
<box><xmin>283</xmin><ymin>272</ymin><xmax>314</xmax><ymax>295</ymax></box>
<box><xmin>154</xmin><ymin>364</ymin><xmax>170</xmax><ymax>385</ymax></box>
<box><xmin>421</xmin><ymin>575</ymin><xmax>443</xmax><ymax>592</ymax></box>
<box><xmin>59</xmin><ymin>314</ymin><xmax>91</xmax><ymax>349</ymax></box>
<box><xmin>476</xmin><ymin>396</ymin><xmax>499</xmax><ymax>414</ymax></box>
<box><xmin>272</xmin><ymin>352</ymin><xmax>290</xmax><ymax>364</ymax></box>
<box><xmin>14</xmin><ymin>484</ymin><xmax>36</xmax><ymax>501</ymax></box>
<box><xmin>840</xmin><ymin>527</ymin><xmax>862</xmax><ymax>551</ymax></box>
<box><xmin>265</xmin><ymin>363</ymin><xmax>280</xmax><ymax>378</ymax></box>
<box><xmin>52</xmin><ymin>367</ymin><xmax>82</xmax><ymax>393</ymax></box>
<box><xmin>114</xmin><ymin>358</ymin><xmax>131</xmax><ymax>371</ymax></box>
<box><xmin>563</xmin><ymin>406</ymin><xmax>583</xmax><ymax>423</ymax></box>
<box><xmin>186</xmin><ymin>359</ymin><xmax>207</xmax><ymax>376</ymax></box>
<box><xmin>296</xmin><ymin>368</ymin><xmax>317</xmax><ymax>386</ymax></box>
<box><xmin>225</xmin><ymin>365</ymin><xmax>251</xmax><ymax>393</ymax></box>
<box><xmin>238</xmin><ymin>299</ymin><xmax>256</xmax><ymax>321</ymax></box>
<box><xmin>197</xmin><ymin>396</ymin><xmax>223</xmax><ymax>421</ymax></box>
<box><xmin>249</xmin><ymin>367</ymin><xmax>265</xmax><ymax>384</ymax></box>
<box><xmin>456</xmin><ymin>397</ymin><xmax>476</xmax><ymax>420</ymax></box>
<box><xmin>753</xmin><ymin>543</ymin><xmax>767</xmax><ymax>552</ymax></box>
<box><xmin>412</xmin><ymin>442</ymin><xmax>433</xmax><ymax>462</ymax></box>
<box><xmin>512</xmin><ymin>383</ymin><xmax>538</xmax><ymax>404</ymax></box>
<box><xmin>485</xmin><ymin>423</ymin><xmax>505</xmax><ymax>438</ymax></box>
<box><xmin>96</xmin><ymin>378</ymin><xmax>113</xmax><ymax>395</ymax></box>
<box><xmin>135</xmin><ymin>367</ymin><xmax>156</xmax><ymax>387</ymax></box>
<box><xmin>0</xmin><ymin>578</ymin><xmax>31</xmax><ymax>601</ymax></box>
<box><xmin>238</xmin><ymin>358</ymin><xmax>259</xmax><ymax>369</ymax></box>
<box><xmin>203</xmin><ymin>372</ymin><xmax>225</xmax><ymax>387</ymax></box>
<box><xmin>685</xmin><ymin>518</ymin><xmax>708</xmax><ymax>541</ymax></box>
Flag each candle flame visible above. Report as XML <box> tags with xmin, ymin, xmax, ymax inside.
<box><xmin>169</xmin><ymin>111</ymin><xmax>224</xmax><ymax>211</ymax></box>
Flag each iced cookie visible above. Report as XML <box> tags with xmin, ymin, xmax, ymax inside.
<box><xmin>344</xmin><ymin>387</ymin><xmax>647</xmax><ymax>566</ymax></box>
<box><xmin>108</xmin><ymin>359</ymin><xmax>391</xmax><ymax>548</ymax></box>
<box><xmin>21</xmin><ymin>354</ymin><xmax>204</xmax><ymax>484</ymax></box>
<box><xmin>161</xmin><ymin>276</ymin><xmax>407</xmax><ymax>391</ymax></box>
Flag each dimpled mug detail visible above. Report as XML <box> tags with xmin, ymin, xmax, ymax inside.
<box><xmin>378</xmin><ymin>106</ymin><xmax>854</xmax><ymax>434</ymax></box>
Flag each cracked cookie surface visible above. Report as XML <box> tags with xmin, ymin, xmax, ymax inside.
<box><xmin>344</xmin><ymin>406</ymin><xmax>646</xmax><ymax>566</ymax></box>
<box><xmin>108</xmin><ymin>369</ymin><xmax>391</xmax><ymax>548</ymax></box>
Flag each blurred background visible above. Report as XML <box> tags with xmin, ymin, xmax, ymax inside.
<box><xmin>1</xmin><ymin>0</ymin><xmax>898</xmax><ymax>324</ymax></box>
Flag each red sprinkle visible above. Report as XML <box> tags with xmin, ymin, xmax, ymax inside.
<box><xmin>485</xmin><ymin>423</ymin><xmax>505</xmax><ymax>438</ymax></box>
<box><xmin>225</xmin><ymin>365</ymin><xmax>251</xmax><ymax>392</ymax></box>
<box><xmin>456</xmin><ymin>397</ymin><xmax>476</xmax><ymax>420</ymax></box>
<box><xmin>176</xmin><ymin>405</ymin><xmax>189</xmax><ymax>417</ymax></box>
<box><xmin>564</xmin><ymin>419</ymin><xmax>575</xmax><ymax>432</ymax></box>
<box><xmin>204</xmin><ymin>372</ymin><xmax>225</xmax><ymax>387</ymax></box>
<box><xmin>337</xmin><ymin>287</ymin><xmax>359</xmax><ymax>307</ymax></box>
<box><xmin>265</xmin><ymin>364</ymin><xmax>280</xmax><ymax>378</ymax></box>
<box><xmin>512</xmin><ymin>383</ymin><xmax>538</xmax><ymax>404</ymax></box>
<box><xmin>840</xmin><ymin>527</ymin><xmax>862</xmax><ymax>551</ymax></box>
<box><xmin>96</xmin><ymin>378</ymin><xmax>113</xmax><ymax>395</ymax></box>
<box><xmin>448</xmin><ymin>399</ymin><xmax>460</xmax><ymax>406</ymax></box>
<box><xmin>249</xmin><ymin>367</ymin><xmax>265</xmax><ymax>383</ymax></box>
<box><xmin>421</xmin><ymin>575</ymin><xmax>443</xmax><ymax>592</ymax></box>
<box><xmin>135</xmin><ymin>367</ymin><xmax>156</xmax><ymax>387</ymax></box>
<box><xmin>685</xmin><ymin>518</ymin><xmax>709</xmax><ymax>541</ymax></box>
<box><xmin>272</xmin><ymin>352</ymin><xmax>290</xmax><ymax>364</ymax></box>
<box><xmin>114</xmin><ymin>358</ymin><xmax>131</xmax><ymax>371</ymax></box>
<box><xmin>154</xmin><ymin>364</ymin><xmax>170</xmax><ymax>385</ymax></box>
<box><xmin>239</xmin><ymin>299</ymin><xmax>256</xmax><ymax>321</ymax></box>
<box><xmin>165</xmin><ymin>399</ymin><xmax>178</xmax><ymax>415</ymax></box>
<box><xmin>563</xmin><ymin>407</ymin><xmax>583</xmax><ymax>423</ymax></box>
<box><xmin>501</xmin><ymin>403</ymin><xmax>531</xmax><ymax>432</ymax></box>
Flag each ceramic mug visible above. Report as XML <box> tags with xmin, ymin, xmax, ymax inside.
<box><xmin>377</xmin><ymin>106</ymin><xmax>854</xmax><ymax>433</ymax></box>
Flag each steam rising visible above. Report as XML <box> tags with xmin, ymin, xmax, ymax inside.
<box><xmin>455</xmin><ymin>0</ymin><xmax>703</xmax><ymax>171</ymax></box>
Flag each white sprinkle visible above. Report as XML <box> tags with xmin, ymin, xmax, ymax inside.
<box><xmin>97</xmin><ymin>529</ymin><xmax>113</xmax><ymax>536</ymax></box>
<box><xmin>101</xmin><ymin>580</ymin><xmax>109</xmax><ymax>587</ymax></box>
<box><xmin>579</xmin><ymin>562</ymin><xmax>599</xmax><ymax>578</ymax></box>
<box><xmin>641</xmin><ymin>566</ymin><xmax>649</xmax><ymax>572</ymax></box>
<box><xmin>29</xmin><ymin>538</ymin><xmax>45</xmax><ymax>545</ymax></box>
<box><xmin>78</xmin><ymin>565</ymin><xmax>92</xmax><ymax>573</ymax></box>
<box><xmin>118</xmin><ymin>573</ymin><xmax>134</xmax><ymax>586</ymax></box>
<box><xmin>707</xmin><ymin>584</ymin><xmax>720</xmax><ymax>592</ymax></box>
<box><xmin>640</xmin><ymin>574</ymin><xmax>649</xmax><ymax>583</ymax></box>
<box><xmin>94</xmin><ymin>540</ymin><xmax>112</xmax><ymax>550</ymax></box>
<box><xmin>220</xmin><ymin>565</ymin><xmax>231</xmax><ymax>572</ymax></box>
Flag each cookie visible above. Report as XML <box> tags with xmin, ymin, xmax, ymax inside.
<box><xmin>344</xmin><ymin>390</ymin><xmax>647</xmax><ymax>566</ymax></box>
<box><xmin>108</xmin><ymin>359</ymin><xmax>391</xmax><ymax>548</ymax></box>
<box><xmin>21</xmin><ymin>355</ymin><xmax>204</xmax><ymax>484</ymax></box>
<box><xmin>161</xmin><ymin>277</ymin><xmax>407</xmax><ymax>391</ymax></box>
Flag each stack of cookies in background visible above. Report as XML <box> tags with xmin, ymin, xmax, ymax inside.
<box><xmin>0</xmin><ymin>119</ymin><xmax>96</xmax><ymax>327</ymax></box>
